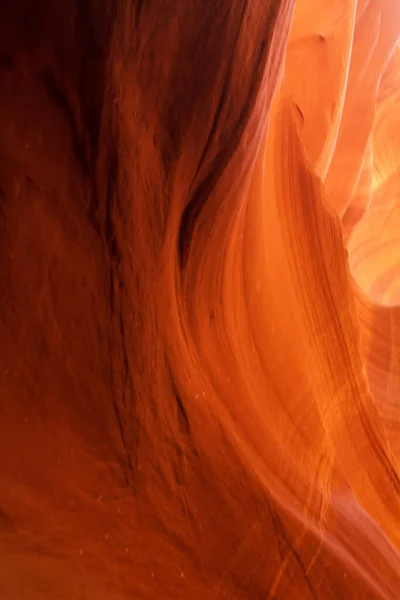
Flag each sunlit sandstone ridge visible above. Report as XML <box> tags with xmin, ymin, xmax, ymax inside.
<box><xmin>1</xmin><ymin>0</ymin><xmax>400</xmax><ymax>598</ymax></box>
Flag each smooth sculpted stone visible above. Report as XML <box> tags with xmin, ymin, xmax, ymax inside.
<box><xmin>1</xmin><ymin>0</ymin><xmax>400</xmax><ymax>598</ymax></box>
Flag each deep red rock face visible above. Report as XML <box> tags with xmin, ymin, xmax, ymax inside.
<box><xmin>1</xmin><ymin>1</ymin><xmax>400</xmax><ymax>598</ymax></box>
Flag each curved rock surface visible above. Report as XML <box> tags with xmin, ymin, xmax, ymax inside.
<box><xmin>1</xmin><ymin>0</ymin><xmax>400</xmax><ymax>598</ymax></box>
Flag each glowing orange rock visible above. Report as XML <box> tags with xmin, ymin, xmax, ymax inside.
<box><xmin>1</xmin><ymin>0</ymin><xmax>400</xmax><ymax>598</ymax></box>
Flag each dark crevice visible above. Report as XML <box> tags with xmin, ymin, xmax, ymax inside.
<box><xmin>0</xmin><ymin>52</ymin><xmax>13</xmax><ymax>70</ymax></box>
<box><xmin>135</xmin><ymin>0</ymin><xmax>144</xmax><ymax>27</ymax></box>
<box><xmin>74</xmin><ymin>2</ymin><xmax>118</xmax><ymax>188</ymax></box>
<box><xmin>178</xmin><ymin>0</ymin><xmax>279</xmax><ymax>266</ymax></box>
<box><xmin>40</xmin><ymin>68</ymin><xmax>89</xmax><ymax>176</ymax></box>
<box><xmin>104</xmin><ymin>139</ymin><xmax>121</xmax><ymax>263</ymax></box>
<box><xmin>102</xmin><ymin>127</ymin><xmax>136</xmax><ymax>486</ymax></box>
<box><xmin>71</xmin><ymin>5</ymin><xmax>116</xmax><ymax>228</ymax></box>
<box><xmin>174</xmin><ymin>391</ymin><xmax>190</xmax><ymax>437</ymax></box>
<box><xmin>118</xmin><ymin>312</ymin><xmax>131</xmax><ymax>381</ymax></box>
<box><xmin>177</xmin><ymin>1</ymin><xmax>248</xmax><ymax>263</ymax></box>
<box><xmin>295</xmin><ymin>103</ymin><xmax>304</xmax><ymax>125</ymax></box>
<box><xmin>167</xmin><ymin>363</ymin><xmax>194</xmax><ymax>444</ymax></box>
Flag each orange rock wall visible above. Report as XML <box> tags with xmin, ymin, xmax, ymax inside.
<box><xmin>1</xmin><ymin>0</ymin><xmax>400</xmax><ymax>598</ymax></box>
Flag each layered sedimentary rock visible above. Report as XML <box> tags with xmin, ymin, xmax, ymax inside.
<box><xmin>1</xmin><ymin>0</ymin><xmax>400</xmax><ymax>598</ymax></box>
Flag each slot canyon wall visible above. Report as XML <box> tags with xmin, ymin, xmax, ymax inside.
<box><xmin>1</xmin><ymin>0</ymin><xmax>400</xmax><ymax>598</ymax></box>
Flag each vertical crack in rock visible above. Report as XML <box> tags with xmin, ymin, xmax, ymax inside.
<box><xmin>40</xmin><ymin>69</ymin><xmax>89</xmax><ymax>177</ymax></box>
<box><xmin>178</xmin><ymin>0</ymin><xmax>283</xmax><ymax>265</ymax></box>
<box><xmin>104</xmin><ymin>136</ymin><xmax>136</xmax><ymax>488</ymax></box>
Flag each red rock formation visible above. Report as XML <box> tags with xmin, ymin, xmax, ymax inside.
<box><xmin>1</xmin><ymin>0</ymin><xmax>400</xmax><ymax>598</ymax></box>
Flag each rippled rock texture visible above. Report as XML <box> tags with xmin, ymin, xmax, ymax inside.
<box><xmin>1</xmin><ymin>0</ymin><xmax>400</xmax><ymax>598</ymax></box>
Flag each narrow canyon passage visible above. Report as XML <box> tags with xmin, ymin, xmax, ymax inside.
<box><xmin>1</xmin><ymin>1</ymin><xmax>400</xmax><ymax>598</ymax></box>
